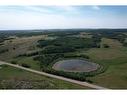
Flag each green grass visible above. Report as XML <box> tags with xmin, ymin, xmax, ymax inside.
<box><xmin>0</xmin><ymin>35</ymin><xmax>45</xmax><ymax>61</ymax></box>
<box><xmin>1</xmin><ymin>35</ymin><xmax>127</xmax><ymax>89</ymax></box>
<box><xmin>85</xmin><ymin>48</ymin><xmax>126</xmax><ymax>60</ymax></box>
<box><xmin>89</xmin><ymin>60</ymin><xmax>127</xmax><ymax>89</ymax></box>
<box><xmin>85</xmin><ymin>38</ymin><xmax>125</xmax><ymax>60</ymax></box>
<box><xmin>14</xmin><ymin>37</ymin><xmax>127</xmax><ymax>89</ymax></box>
<box><xmin>84</xmin><ymin>38</ymin><xmax>127</xmax><ymax>89</ymax></box>
<box><xmin>11</xmin><ymin>57</ymin><xmax>41</xmax><ymax>70</ymax></box>
<box><xmin>0</xmin><ymin>65</ymin><xmax>89</xmax><ymax>89</ymax></box>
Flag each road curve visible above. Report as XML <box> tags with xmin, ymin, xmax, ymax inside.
<box><xmin>0</xmin><ymin>61</ymin><xmax>108</xmax><ymax>89</ymax></box>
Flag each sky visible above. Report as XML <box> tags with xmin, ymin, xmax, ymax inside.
<box><xmin>0</xmin><ymin>6</ymin><xmax>127</xmax><ymax>30</ymax></box>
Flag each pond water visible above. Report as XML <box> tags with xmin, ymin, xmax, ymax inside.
<box><xmin>53</xmin><ymin>59</ymin><xmax>99</xmax><ymax>72</ymax></box>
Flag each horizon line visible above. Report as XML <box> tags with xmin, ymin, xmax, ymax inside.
<box><xmin>0</xmin><ymin>28</ymin><xmax>127</xmax><ymax>31</ymax></box>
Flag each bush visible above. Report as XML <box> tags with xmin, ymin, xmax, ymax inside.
<box><xmin>0</xmin><ymin>43</ymin><xmax>3</xmax><ymax>46</ymax></box>
<box><xmin>13</xmin><ymin>47</ymin><xmax>16</xmax><ymax>50</ymax></box>
<box><xmin>11</xmin><ymin>61</ymin><xmax>17</xmax><ymax>64</ymax></box>
<box><xmin>26</xmin><ymin>51</ymin><xmax>39</xmax><ymax>57</ymax></box>
<box><xmin>16</xmin><ymin>51</ymin><xmax>39</xmax><ymax>58</ymax></box>
<box><xmin>123</xmin><ymin>42</ymin><xmax>127</xmax><ymax>47</ymax></box>
<box><xmin>41</xmin><ymin>46</ymin><xmax>75</xmax><ymax>54</ymax></box>
<box><xmin>103</xmin><ymin>44</ymin><xmax>110</xmax><ymax>48</ymax></box>
<box><xmin>64</xmin><ymin>54</ymin><xmax>90</xmax><ymax>59</ymax></box>
<box><xmin>0</xmin><ymin>49</ymin><xmax>9</xmax><ymax>54</ymax></box>
<box><xmin>21</xmin><ymin>63</ymin><xmax>30</xmax><ymax>68</ymax></box>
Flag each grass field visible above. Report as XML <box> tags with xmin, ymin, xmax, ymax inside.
<box><xmin>0</xmin><ymin>35</ymin><xmax>46</xmax><ymax>61</ymax></box>
<box><xmin>0</xmin><ymin>31</ymin><xmax>127</xmax><ymax>89</ymax></box>
<box><xmin>84</xmin><ymin>38</ymin><xmax>127</xmax><ymax>89</ymax></box>
<box><xmin>11</xmin><ymin>56</ymin><xmax>41</xmax><ymax>71</ymax></box>
<box><xmin>7</xmin><ymin>36</ymin><xmax>127</xmax><ymax>89</ymax></box>
<box><xmin>0</xmin><ymin>65</ymin><xmax>89</xmax><ymax>89</ymax></box>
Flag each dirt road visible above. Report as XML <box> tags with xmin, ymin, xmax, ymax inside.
<box><xmin>0</xmin><ymin>61</ymin><xmax>108</xmax><ymax>89</ymax></box>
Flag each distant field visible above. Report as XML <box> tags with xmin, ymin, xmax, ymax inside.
<box><xmin>0</xmin><ymin>65</ymin><xmax>88</xmax><ymax>89</ymax></box>
<box><xmin>0</xmin><ymin>35</ymin><xmax>47</xmax><ymax>61</ymax></box>
<box><xmin>85</xmin><ymin>38</ymin><xmax>126</xmax><ymax>60</ymax></box>
<box><xmin>100</xmin><ymin>38</ymin><xmax>123</xmax><ymax>48</ymax></box>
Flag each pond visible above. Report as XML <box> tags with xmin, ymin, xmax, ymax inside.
<box><xmin>53</xmin><ymin>59</ymin><xmax>99</xmax><ymax>72</ymax></box>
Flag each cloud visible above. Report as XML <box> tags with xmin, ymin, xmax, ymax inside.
<box><xmin>0</xmin><ymin>6</ymin><xmax>127</xmax><ymax>30</ymax></box>
<box><xmin>56</xmin><ymin>6</ymin><xmax>81</xmax><ymax>15</ymax></box>
<box><xmin>24</xmin><ymin>6</ymin><xmax>53</xmax><ymax>14</ymax></box>
<box><xmin>24</xmin><ymin>6</ymin><xmax>77</xmax><ymax>13</ymax></box>
<box><xmin>92</xmin><ymin>6</ymin><xmax>100</xmax><ymax>10</ymax></box>
<box><xmin>58</xmin><ymin>6</ymin><xmax>76</xmax><ymax>11</ymax></box>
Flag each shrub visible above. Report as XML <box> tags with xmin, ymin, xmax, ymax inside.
<box><xmin>41</xmin><ymin>46</ymin><xmax>75</xmax><ymax>54</ymax></box>
<box><xmin>103</xmin><ymin>44</ymin><xmax>110</xmax><ymax>48</ymax></box>
<box><xmin>0</xmin><ymin>49</ymin><xmax>9</xmax><ymax>54</ymax></box>
<box><xmin>11</xmin><ymin>61</ymin><xmax>17</xmax><ymax>64</ymax></box>
<box><xmin>0</xmin><ymin>43</ymin><xmax>3</xmax><ymax>46</ymax></box>
<box><xmin>64</xmin><ymin>54</ymin><xmax>90</xmax><ymax>59</ymax></box>
<box><xmin>21</xmin><ymin>63</ymin><xmax>30</xmax><ymax>68</ymax></box>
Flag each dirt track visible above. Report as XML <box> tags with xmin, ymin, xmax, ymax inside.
<box><xmin>0</xmin><ymin>60</ymin><xmax>109</xmax><ymax>89</ymax></box>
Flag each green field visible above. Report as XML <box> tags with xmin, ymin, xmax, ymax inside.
<box><xmin>0</xmin><ymin>35</ymin><xmax>44</xmax><ymax>61</ymax></box>
<box><xmin>0</xmin><ymin>65</ymin><xmax>88</xmax><ymax>89</ymax></box>
<box><xmin>85</xmin><ymin>38</ymin><xmax>127</xmax><ymax>89</ymax></box>
<box><xmin>1</xmin><ymin>30</ymin><xmax>127</xmax><ymax>89</ymax></box>
<box><xmin>11</xmin><ymin>56</ymin><xmax>41</xmax><ymax>71</ymax></box>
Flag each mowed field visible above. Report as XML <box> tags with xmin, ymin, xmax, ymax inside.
<box><xmin>0</xmin><ymin>65</ymin><xmax>88</xmax><ymax>89</ymax></box>
<box><xmin>84</xmin><ymin>38</ymin><xmax>127</xmax><ymax>89</ymax></box>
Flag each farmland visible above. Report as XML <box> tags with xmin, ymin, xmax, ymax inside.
<box><xmin>0</xmin><ymin>29</ymin><xmax>127</xmax><ymax>89</ymax></box>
